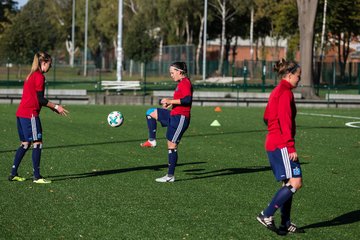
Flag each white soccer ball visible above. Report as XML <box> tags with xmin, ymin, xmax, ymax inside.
<box><xmin>107</xmin><ymin>111</ymin><xmax>124</xmax><ymax>127</ymax></box>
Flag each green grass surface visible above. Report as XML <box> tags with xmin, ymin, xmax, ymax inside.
<box><xmin>1</xmin><ymin>105</ymin><xmax>360</xmax><ymax>239</ymax></box>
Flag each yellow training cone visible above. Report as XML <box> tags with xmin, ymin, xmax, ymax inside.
<box><xmin>210</xmin><ymin>120</ymin><xmax>221</xmax><ymax>127</ymax></box>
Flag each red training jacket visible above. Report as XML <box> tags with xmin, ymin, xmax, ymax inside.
<box><xmin>171</xmin><ymin>77</ymin><xmax>193</xmax><ymax>118</ymax></box>
<box><xmin>16</xmin><ymin>70</ymin><xmax>45</xmax><ymax>118</ymax></box>
<box><xmin>263</xmin><ymin>79</ymin><xmax>297</xmax><ymax>153</ymax></box>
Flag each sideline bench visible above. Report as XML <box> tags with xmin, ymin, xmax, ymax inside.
<box><xmin>0</xmin><ymin>88</ymin><xmax>89</xmax><ymax>104</ymax></box>
<box><xmin>101</xmin><ymin>81</ymin><xmax>141</xmax><ymax>90</ymax></box>
<box><xmin>325</xmin><ymin>93</ymin><xmax>360</xmax><ymax>101</ymax></box>
<box><xmin>324</xmin><ymin>94</ymin><xmax>360</xmax><ymax>108</ymax></box>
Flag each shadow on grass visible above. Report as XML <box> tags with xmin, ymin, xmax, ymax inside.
<box><xmin>297</xmin><ymin>125</ymin><xmax>349</xmax><ymax>129</ymax></box>
<box><xmin>301</xmin><ymin>210</ymin><xmax>360</xmax><ymax>230</ymax></box>
<box><xmin>179</xmin><ymin>162</ymin><xmax>308</xmax><ymax>182</ymax></box>
<box><xmin>49</xmin><ymin>161</ymin><xmax>206</xmax><ymax>182</ymax></box>
<box><xmin>178</xmin><ymin>166</ymin><xmax>272</xmax><ymax>182</ymax></box>
<box><xmin>0</xmin><ymin>129</ymin><xmax>265</xmax><ymax>153</ymax></box>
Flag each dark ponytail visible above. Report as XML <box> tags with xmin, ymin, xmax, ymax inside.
<box><xmin>273</xmin><ymin>58</ymin><xmax>299</xmax><ymax>76</ymax></box>
<box><xmin>170</xmin><ymin>61</ymin><xmax>188</xmax><ymax>76</ymax></box>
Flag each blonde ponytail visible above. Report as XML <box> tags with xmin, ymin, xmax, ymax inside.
<box><xmin>26</xmin><ymin>51</ymin><xmax>52</xmax><ymax>81</ymax></box>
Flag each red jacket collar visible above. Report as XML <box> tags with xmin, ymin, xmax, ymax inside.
<box><xmin>280</xmin><ymin>79</ymin><xmax>294</xmax><ymax>89</ymax></box>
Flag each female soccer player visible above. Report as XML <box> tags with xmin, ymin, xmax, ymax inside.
<box><xmin>257</xmin><ymin>59</ymin><xmax>305</xmax><ymax>235</ymax></box>
<box><xmin>140</xmin><ymin>61</ymin><xmax>193</xmax><ymax>183</ymax></box>
<box><xmin>9</xmin><ymin>51</ymin><xmax>69</xmax><ymax>184</ymax></box>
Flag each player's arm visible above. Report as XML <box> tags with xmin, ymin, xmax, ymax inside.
<box><xmin>263</xmin><ymin>105</ymin><xmax>269</xmax><ymax>126</ymax></box>
<box><xmin>36</xmin><ymin>91</ymin><xmax>69</xmax><ymax>116</ymax></box>
<box><xmin>161</xmin><ymin>95</ymin><xmax>192</xmax><ymax>107</ymax></box>
<box><xmin>278</xmin><ymin>92</ymin><xmax>296</xmax><ymax>157</ymax></box>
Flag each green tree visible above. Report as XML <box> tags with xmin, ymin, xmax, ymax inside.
<box><xmin>0</xmin><ymin>0</ymin><xmax>59</xmax><ymax>63</ymax></box>
<box><xmin>253</xmin><ymin>0</ymin><xmax>299</xmax><ymax>61</ymax></box>
<box><xmin>326</xmin><ymin>0</ymin><xmax>360</xmax><ymax>81</ymax></box>
<box><xmin>253</xmin><ymin>0</ymin><xmax>272</xmax><ymax>61</ymax></box>
<box><xmin>0</xmin><ymin>0</ymin><xmax>17</xmax><ymax>34</ymax></box>
<box><xmin>124</xmin><ymin>14</ymin><xmax>158</xmax><ymax>64</ymax></box>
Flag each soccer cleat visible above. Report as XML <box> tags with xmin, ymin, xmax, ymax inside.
<box><xmin>256</xmin><ymin>212</ymin><xmax>277</xmax><ymax>233</ymax></box>
<box><xmin>140</xmin><ymin>140</ymin><xmax>156</xmax><ymax>148</ymax></box>
<box><xmin>278</xmin><ymin>222</ymin><xmax>305</xmax><ymax>235</ymax></box>
<box><xmin>155</xmin><ymin>174</ymin><xmax>175</xmax><ymax>183</ymax></box>
<box><xmin>33</xmin><ymin>178</ymin><xmax>52</xmax><ymax>184</ymax></box>
<box><xmin>8</xmin><ymin>175</ymin><xmax>26</xmax><ymax>182</ymax></box>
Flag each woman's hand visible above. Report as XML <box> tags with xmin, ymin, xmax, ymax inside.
<box><xmin>55</xmin><ymin>104</ymin><xmax>69</xmax><ymax>116</ymax></box>
<box><xmin>289</xmin><ymin>152</ymin><xmax>298</xmax><ymax>161</ymax></box>
<box><xmin>161</xmin><ymin>98</ymin><xmax>172</xmax><ymax>109</ymax></box>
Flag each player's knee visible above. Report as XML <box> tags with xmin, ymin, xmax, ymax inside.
<box><xmin>146</xmin><ymin>108</ymin><xmax>156</xmax><ymax>118</ymax></box>
<box><xmin>168</xmin><ymin>148</ymin><xmax>177</xmax><ymax>153</ymax></box>
<box><xmin>33</xmin><ymin>142</ymin><xmax>43</xmax><ymax>149</ymax></box>
<box><xmin>287</xmin><ymin>179</ymin><xmax>302</xmax><ymax>191</ymax></box>
<box><xmin>294</xmin><ymin>181</ymin><xmax>303</xmax><ymax>190</ymax></box>
<box><xmin>20</xmin><ymin>142</ymin><xmax>30</xmax><ymax>150</ymax></box>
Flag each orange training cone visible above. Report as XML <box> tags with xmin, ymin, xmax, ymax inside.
<box><xmin>214</xmin><ymin>106</ymin><xmax>222</xmax><ymax>112</ymax></box>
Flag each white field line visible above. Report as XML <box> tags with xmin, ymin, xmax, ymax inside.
<box><xmin>298</xmin><ymin>112</ymin><xmax>360</xmax><ymax>120</ymax></box>
<box><xmin>298</xmin><ymin>112</ymin><xmax>360</xmax><ymax>128</ymax></box>
<box><xmin>345</xmin><ymin>122</ymin><xmax>360</xmax><ymax>128</ymax></box>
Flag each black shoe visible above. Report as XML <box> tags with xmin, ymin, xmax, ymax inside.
<box><xmin>256</xmin><ymin>212</ymin><xmax>278</xmax><ymax>233</ymax></box>
<box><xmin>278</xmin><ymin>222</ymin><xmax>305</xmax><ymax>235</ymax></box>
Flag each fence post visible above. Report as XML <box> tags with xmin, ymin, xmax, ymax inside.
<box><xmin>358</xmin><ymin>63</ymin><xmax>360</xmax><ymax>94</ymax></box>
<box><xmin>143</xmin><ymin>62</ymin><xmax>147</xmax><ymax>104</ymax></box>
<box><xmin>99</xmin><ymin>65</ymin><xmax>102</xmax><ymax>83</ymax></box>
<box><xmin>6</xmin><ymin>58</ymin><xmax>10</xmax><ymax>82</ymax></box>
<box><xmin>332</xmin><ymin>60</ymin><xmax>336</xmax><ymax>86</ymax></box>
<box><xmin>243</xmin><ymin>60</ymin><xmax>248</xmax><ymax>92</ymax></box>
<box><xmin>349</xmin><ymin>62</ymin><xmax>352</xmax><ymax>84</ymax></box>
<box><xmin>232</xmin><ymin>63</ymin><xmax>235</xmax><ymax>84</ymax></box>
<box><xmin>237</xmin><ymin>84</ymin><xmax>240</xmax><ymax>107</ymax></box>
<box><xmin>327</xmin><ymin>85</ymin><xmax>330</xmax><ymax>108</ymax></box>
<box><xmin>52</xmin><ymin>56</ymin><xmax>56</xmax><ymax>89</ymax></box>
<box><xmin>262</xmin><ymin>60</ymin><xmax>266</xmax><ymax>92</ymax></box>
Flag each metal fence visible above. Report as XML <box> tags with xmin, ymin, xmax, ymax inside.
<box><xmin>0</xmin><ymin>44</ymin><xmax>359</xmax><ymax>95</ymax></box>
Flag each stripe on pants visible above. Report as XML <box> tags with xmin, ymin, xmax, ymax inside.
<box><xmin>280</xmin><ymin>147</ymin><xmax>292</xmax><ymax>179</ymax></box>
<box><xmin>172</xmin><ymin>115</ymin><xmax>185</xmax><ymax>143</ymax></box>
<box><xmin>31</xmin><ymin>116</ymin><xmax>38</xmax><ymax>141</ymax></box>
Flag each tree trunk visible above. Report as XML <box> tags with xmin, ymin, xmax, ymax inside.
<box><xmin>319</xmin><ymin>0</ymin><xmax>327</xmax><ymax>83</ymax></box>
<box><xmin>66</xmin><ymin>40</ymin><xmax>75</xmax><ymax>67</ymax></box>
<box><xmin>232</xmin><ymin>36</ymin><xmax>238</xmax><ymax>66</ymax></box>
<box><xmin>185</xmin><ymin>18</ymin><xmax>190</xmax><ymax>45</ymax></box>
<box><xmin>196</xmin><ymin>16</ymin><xmax>204</xmax><ymax>76</ymax></box>
<box><xmin>158</xmin><ymin>38</ymin><xmax>163</xmax><ymax>75</ymax></box>
<box><xmin>217</xmin><ymin>0</ymin><xmax>226</xmax><ymax>75</ymax></box>
<box><xmin>338</xmin><ymin>32</ymin><xmax>351</xmax><ymax>82</ymax></box>
<box><xmin>297</xmin><ymin>0</ymin><xmax>318</xmax><ymax>99</ymax></box>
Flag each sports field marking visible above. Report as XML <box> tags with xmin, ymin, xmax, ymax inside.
<box><xmin>298</xmin><ymin>112</ymin><xmax>360</xmax><ymax>128</ymax></box>
<box><xmin>298</xmin><ymin>112</ymin><xmax>360</xmax><ymax>120</ymax></box>
<box><xmin>345</xmin><ymin>122</ymin><xmax>360</xmax><ymax>128</ymax></box>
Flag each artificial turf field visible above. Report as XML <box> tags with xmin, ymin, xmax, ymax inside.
<box><xmin>0</xmin><ymin>104</ymin><xmax>359</xmax><ymax>239</ymax></box>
